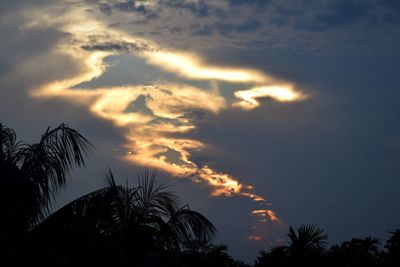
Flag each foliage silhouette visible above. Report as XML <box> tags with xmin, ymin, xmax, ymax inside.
<box><xmin>32</xmin><ymin>170</ymin><xmax>216</xmax><ymax>266</ymax></box>
<box><xmin>385</xmin><ymin>229</ymin><xmax>400</xmax><ymax>266</ymax></box>
<box><xmin>254</xmin><ymin>246</ymin><xmax>289</xmax><ymax>267</ymax></box>
<box><xmin>255</xmin><ymin>224</ymin><xmax>327</xmax><ymax>266</ymax></box>
<box><xmin>326</xmin><ymin>237</ymin><xmax>381</xmax><ymax>267</ymax></box>
<box><xmin>1</xmin><ymin>123</ymin><xmax>400</xmax><ymax>267</ymax></box>
<box><xmin>0</xmin><ymin>123</ymin><xmax>93</xmax><ymax>265</ymax></box>
<box><xmin>177</xmin><ymin>244</ymin><xmax>250</xmax><ymax>267</ymax></box>
<box><xmin>287</xmin><ymin>224</ymin><xmax>328</xmax><ymax>253</ymax></box>
<box><xmin>256</xmin><ymin>227</ymin><xmax>400</xmax><ymax>267</ymax></box>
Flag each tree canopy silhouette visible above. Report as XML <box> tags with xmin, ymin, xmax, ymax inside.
<box><xmin>32</xmin><ymin>170</ymin><xmax>216</xmax><ymax>266</ymax></box>
<box><xmin>327</xmin><ymin>237</ymin><xmax>381</xmax><ymax>267</ymax></box>
<box><xmin>1</xmin><ymin>123</ymin><xmax>399</xmax><ymax>267</ymax></box>
<box><xmin>0</xmin><ymin>123</ymin><xmax>93</xmax><ymax>229</ymax></box>
<box><xmin>385</xmin><ymin>229</ymin><xmax>400</xmax><ymax>266</ymax></box>
<box><xmin>0</xmin><ymin>123</ymin><xmax>93</xmax><ymax>265</ymax></box>
<box><xmin>255</xmin><ymin>224</ymin><xmax>328</xmax><ymax>267</ymax></box>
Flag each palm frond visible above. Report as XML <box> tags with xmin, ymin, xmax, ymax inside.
<box><xmin>167</xmin><ymin>206</ymin><xmax>216</xmax><ymax>248</ymax></box>
<box><xmin>19</xmin><ymin>123</ymin><xmax>94</xmax><ymax>216</ymax></box>
<box><xmin>135</xmin><ymin>170</ymin><xmax>181</xmax><ymax>217</ymax></box>
<box><xmin>0</xmin><ymin>124</ymin><xmax>25</xmax><ymax>165</ymax></box>
<box><xmin>35</xmin><ymin>183</ymin><xmax>121</xmax><ymax>236</ymax></box>
<box><xmin>288</xmin><ymin>224</ymin><xmax>328</xmax><ymax>251</ymax></box>
<box><xmin>33</xmin><ymin>168</ymin><xmax>216</xmax><ymax>255</ymax></box>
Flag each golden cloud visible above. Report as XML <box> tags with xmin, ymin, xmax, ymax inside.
<box><xmin>26</xmin><ymin>4</ymin><xmax>306</xmax><ymax>241</ymax></box>
<box><xmin>233</xmin><ymin>85</ymin><xmax>306</xmax><ymax>110</ymax></box>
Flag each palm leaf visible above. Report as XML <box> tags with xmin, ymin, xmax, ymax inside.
<box><xmin>19</xmin><ymin>123</ymin><xmax>94</xmax><ymax>222</ymax></box>
<box><xmin>166</xmin><ymin>205</ymin><xmax>216</xmax><ymax>248</ymax></box>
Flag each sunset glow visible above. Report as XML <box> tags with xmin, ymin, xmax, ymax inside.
<box><xmin>234</xmin><ymin>85</ymin><xmax>306</xmax><ymax>110</ymax></box>
<box><xmin>144</xmin><ymin>51</ymin><xmax>269</xmax><ymax>83</ymax></box>
<box><xmin>4</xmin><ymin>0</ymin><xmax>400</xmax><ymax>262</ymax></box>
<box><xmin>24</xmin><ymin>5</ymin><xmax>306</xmax><ymax>243</ymax></box>
<box><xmin>252</xmin><ymin>209</ymin><xmax>280</xmax><ymax>222</ymax></box>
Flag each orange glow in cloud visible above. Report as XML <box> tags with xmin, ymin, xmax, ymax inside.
<box><xmin>26</xmin><ymin>7</ymin><xmax>306</xmax><ymax>241</ymax></box>
<box><xmin>234</xmin><ymin>85</ymin><xmax>306</xmax><ymax>110</ymax></box>
<box><xmin>252</xmin><ymin>209</ymin><xmax>280</xmax><ymax>222</ymax></box>
<box><xmin>199</xmin><ymin>166</ymin><xmax>243</xmax><ymax>196</ymax></box>
<box><xmin>143</xmin><ymin>51</ymin><xmax>269</xmax><ymax>83</ymax></box>
<box><xmin>248</xmin><ymin>235</ymin><xmax>263</xmax><ymax>241</ymax></box>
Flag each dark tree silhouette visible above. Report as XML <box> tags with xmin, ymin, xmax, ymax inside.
<box><xmin>385</xmin><ymin>230</ymin><xmax>400</xmax><ymax>266</ymax></box>
<box><xmin>284</xmin><ymin>224</ymin><xmax>328</xmax><ymax>266</ymax></box>
<box><xmin>3</xmin><ymin>123</ymin><xmax>400</xmax><ymax>267</ymax></box>
<box><xmin>0</xmin><ymin>123</ymin><xmax>93</xmax><ymax>265</ymax></box>
<box><xmin>32</xmin><ymin>170</ymin><xmax>216</xmax><ymax>266</ymax></box>
<box><xmin>326</xmin><ymin>237</ymin><xmax>381</xmax><ymax>267</ymax></box>
<box><xmin>255</xmin><ymin>224</ymin><xmax>327</xmax><ymax>267</ymax></box>
<box><xmin>255</xmin><ymin>226</ymin><xmax>400</xmax><ymax>267</ymax></box>
<box><xmin>254</xmin><ymin>247</ymin><xmax>289</xmax><ymax>267</ymax></box>
<box><xmin>178</xmin><ymin>244</ymin><xmax>249</xmax><ymax>267</ymax></box>
<box><xmin>287</xmin><ymin>224</ymin><xmax>328</xmax><ymax>255</ymax></box>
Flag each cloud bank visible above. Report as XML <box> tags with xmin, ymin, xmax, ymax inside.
<box><xmin>19</xmin><ymin>2</ymin><xmax>305</xmax><ymax>240</ymax></box>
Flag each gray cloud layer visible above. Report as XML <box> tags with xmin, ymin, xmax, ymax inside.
<box><xmin>82</xmin><ymin>0</ymin><xmax>400</xmax><ymax>55</ymax></box>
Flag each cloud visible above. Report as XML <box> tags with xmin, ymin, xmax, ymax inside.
<box><xmin>3</xmin><ymin>0</ymin><xmax>400</xmax><ymax>262</ymax></box>
<box><xmin>97</xmin><ymin>0</ymin><xmax>159</xmax><ymax>19</ymax></box>
<box><xmin>252</xmin><ymin>209</ymin><xmax>280</xmax><ymax>222</ymax></box>
<box><xmin>379</xmin><ymin>0</ymin><xmax>400</xmax><ymax>13</ymax></box>
<box><xmin>228</xmin><ymin>0</ymin><xmax>270</xmax><ymax>8</ymax></box>
<box><xmin>14</xmin><ymin>4</ymin><xmax>310</xmax><ymax>244</ymax></box>
<box><xmin>214</xmin><ymin>19</ymin><xmax>262</xmax><ymax>35</ymax></box>
<box><xmin>76</xmin><ymin>0</ymin><xmax>400</xmax><ymax>56</ymax></box>
<box><xmin>166</xmin><ymin>0</ymin><xmax>211</xmax><ymax>18</ymax></box>
<box><xmin>294</xmin><ymin>0</ymin><xmax>372</xmax><ymax>32</ymax></box>
<box><xmin>143</xmin><ymin>50</ymin><xmax>270</xmax><ymax>83</ymax></box>
<box><xmin>233</xmin><ymin>85</ymin><xmax>306</xmax><ymax>110</ymax></box>
<box><xmin>80</xmin><ymin>39</ymin><xmax>155</xmax><ymax>53</ymax></box>
<box><xmin>192</xmin><ymin>24</ymin><xmax>214</xmax><ymax>36</ymax></box>
<box><xmin>20</xmin><ymin>1</ymin><xmax>400</xmax><ymax>256</ymax></box>
<box><xmin>378</xmin><ymin>0</ymin><xmax>400</xmax><ymax>24</ymax></box>
<box><xmin>21</xmin><ymin>2</ymin><xmax>303</xmax><ymax>213</ymax></box>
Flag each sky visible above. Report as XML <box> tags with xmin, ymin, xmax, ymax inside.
<box><xmin>1</xmin><ymin>0</ymin><xmax>400</xmax><ymax>262</ymax></box>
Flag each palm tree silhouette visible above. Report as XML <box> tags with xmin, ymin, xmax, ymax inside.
<box><xmin>255</xmin><ymin>224</ymin><xmax>327</xmax><ymax>267</ymax></box>
<box><xmin>0</xmin><ymin>123</ymin><xmax>93</xmax><ymax>229</ymax></box>
<box><xmin>0</xmin><ymin>123</ymin><xmax>93</xmax><ymax>265</ymax></box>
<box><xmin>385</xmin><ymin>230</ymin><xmax>400</xmax><ymax>266</ymax></box>
<box><xmin>34</xmin><ymin>170</ymin><xmax>216</xmax><ymax>266</ymax></box>
<box><xmin>287</xmin><ymin>224</ymin><xmax>328</xmax><ymax>255</ymax></box>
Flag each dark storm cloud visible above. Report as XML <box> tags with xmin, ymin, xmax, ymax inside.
<box><xmin>378</xmin><ymin>0</ymin><xmax>400</xmax><ymax>24</ymax></box>
<box><xmin>228</xmin><ymin>0</ymin><xmax>270</xmax><ymax>8</ymax></box>
<box><xmin>193</xmin><ymin>24</ymin><xmax>214</xmax><ymax>36</ymax></box>
<box><xmin>95</xmin><ymin>1</ymin><xmax>159</xmax><ymax>21</ymax></box>
<box><xmin>294</xmin><ymin>0</ymin><xmax>372</xmax><ymax>32</ymax></box>
<box><xmin>268</xmin><ymin>16</ymin><xmax>289</xmax><ymax>27</ymax></box>
<box><xmin>379</xmin><ymin>0</ymin><xmax>400</xmax><ymax>13</ymax></box>
<box><xmin>179</xmin><ymin>110</ymin><xmax>207</xmax><ymax>123</ymax></box>
<box><xmin>78</xmin><ymin>0</ymin><xmax>400</xmax><ymax>55</ymax></box>
<box><xmin>115</xmin><ymin>2</ymin><xmax>150</xmax><ymax>14</ymax></box>
<box><xmin>80</xmin><ymin>39</ymin><xmax>153</xmax><ymax>53</ymax></box>
<box><xmin>166</xmin><ymin>0</ymin><xmax>211</xmax><ymax>18</ymax></box>
<box><xmin>214</xmin><ymin>19</ymin><xmax>261</xmax><ymax>35</ymax></box>
<box><xmin>270</xmin><ymin>0</ymin><xmax>400</xmax><ymax>32</ymax></box>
